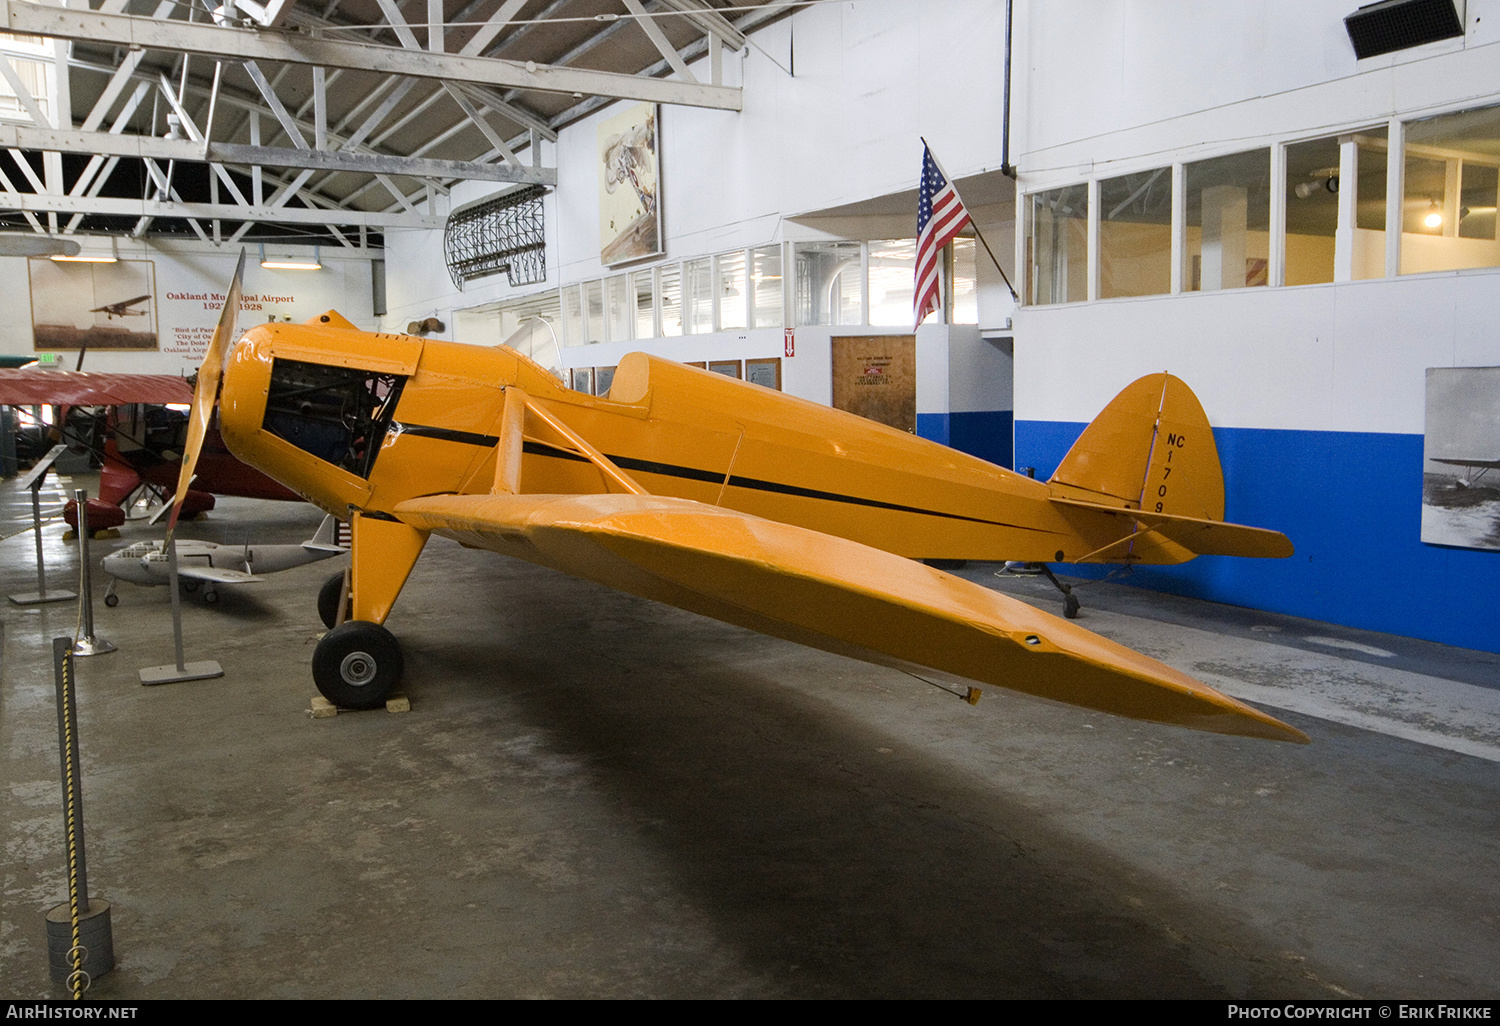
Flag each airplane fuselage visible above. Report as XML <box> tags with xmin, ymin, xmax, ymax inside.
<box><xmin>217</xmin><ymin>319</ymin><xmax>1147</xmax><ymax>567</ymax></box>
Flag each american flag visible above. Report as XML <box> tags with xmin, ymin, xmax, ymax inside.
<box><xmin>914</xmin><ymin>144</ymin><xmax>972</xmax><ymax>328</ymax></box>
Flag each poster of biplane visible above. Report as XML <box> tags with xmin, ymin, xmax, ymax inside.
<box><xmin>1422</xmin><ymin>366</ymin><xmax>1500</xmax><ymax>551</ymax></box>
<box><xmin>28</xmin><ymin>257</ymin><xmax>158</xmax><ymax>351</ymax></box>
<box><xmin>598</xmin><ymin>101</ymin><xmax>661</xmax><ymax>266</ymax></box>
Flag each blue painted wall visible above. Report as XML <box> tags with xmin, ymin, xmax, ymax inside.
<box><xmin>919</xmin><ymin>411</ymin><xmax>1014</xmax><ymax>470</ymax></box>
<box><xmin>1016</xmin><ymin>420</ymin><xmax>1500</xmax><ymax>653</ymax></box>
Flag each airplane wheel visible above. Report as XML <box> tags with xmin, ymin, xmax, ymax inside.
<box><xmin>1063</xmin><ymin>594</ymin><xmax>1080</xmax><ymax>619</ymax></box>
<box><xmin>182</xmin><ymin>580</ymin><xmax>199</xmax><ymax>593</ymax></box>
<box><xmin>317</xmin><ymin>570</ymin><xmax>351</xmax><ymax>630</ymax></box>
<box><xmin>104</xmin><ymin>594</ymin><xmax>118</xmax><ymax>608</ymax></box>
<box><xmin>312</xmin><ymin>621</ymin><xmax>403</xmax><ymax>710</ymax></box>
<box><xmin>203</xmin><ymin>588</ymin><xmax>219</xmax><ymax>604</ymax></box>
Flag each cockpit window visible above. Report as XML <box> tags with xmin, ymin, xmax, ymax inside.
<box><xmin>263</xmin><ymin>359</ymin><xmax>406</xmax><ymax>479</ymax></box>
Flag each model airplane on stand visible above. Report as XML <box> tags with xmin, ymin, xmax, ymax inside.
<box><xmin>101</xmin><ymin>513</ymin><xmax>345</xmax><ymax>606</ymax></box>
<box><xmin>166</xmin><ymin>260</ymin><xmax>1307</xmax><ymax>744</ymax></box>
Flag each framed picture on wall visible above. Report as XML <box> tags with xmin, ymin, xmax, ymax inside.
<box><xmin>570</xmin><ymin>366</ymin><xmax>595</xmax><ymax>395</ymax></box>
<box><xmin>598</xmin><ymin>102</ymin><xmax>661</xmax><ymax>266</ymax></box>
<box><xmin>745</xmin><ymin>357</ymin><xmax>782</xmax><ymax>390</ymax></box>
<box><xmin>1422</xmin><ymin>366</ymin><xmax>1500</xmax><ymax>551</ymax></box>
<box><xmin>708</xmin><ymin>360</ymin><xmax>742</xmax><ymax>379</ymax></box>
<box><xmin>28</xmin><ymin>257</ymin><xmax>158</xmax><ymax>351</ymax></box>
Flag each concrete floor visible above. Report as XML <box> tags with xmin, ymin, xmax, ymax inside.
<box><xmin>1</xmin><ymin>473</ymin><xmax>1498</xmax><ymax>999</ymax></box>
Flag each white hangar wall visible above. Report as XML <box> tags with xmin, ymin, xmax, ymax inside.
<box><xmin>0</xmin><ymin>240</ymin><xmax>377</xmax><ymax>377</ymax></box>
<box><xmin>381</xmin><ymin>0</ymin><xmax>1017</xmax><ymax>464</ymax></box>
<box><xmin>1011</xmin><ymin>0</ymin><xmax>1500</xmax><ymax>651</ymax></box>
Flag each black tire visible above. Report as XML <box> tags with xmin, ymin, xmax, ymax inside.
<box><xmin>1063</xmin><ymin>594</ymin><xmax>1080</xmax><ymax>620</ymax></box>
<box><xmin>312</xmin><ymin>620</ymin><xmax>403</xmax><ymax>710</ymax></box>
<box><xmin>104</xmin><ymin>593</ymin><xmax>119</xmax><ymax>608</ymax></box>
<box><xmin>318</xmin><ymin>570</ymin><xmax>351</xmax><ymax>630</ymax></box>
<box><xmin>203</xmin><ymin>588</ymin><xmax>219</xmax><ymax>604</ymax></box>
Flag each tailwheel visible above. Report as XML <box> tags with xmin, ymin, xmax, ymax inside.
<box><xmin>317</xmin><ymin>570</ymin><xmax>351</xmax><ymax>630</ymax></box>
<box><xmin>313</xmin><ymin>620</ymin><xmax>404</xmax><ymax>710</ymax></box>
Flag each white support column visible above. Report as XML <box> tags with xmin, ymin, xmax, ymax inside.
<box><xmin>1386</xmin><ymin>117</ymin><xmax>1404</xmax><ymax>278</ymax></box>
<box><xmin>1268</xmin><ymin>143</ymin><xmax>1287</xmax><ymax>288</ymax></box>
<box><xmin>859</xmin><ymin>243</ymin><xmax>870</xmax><ymax>325</ymax></box>
<box><xmin>1170</xmin><ymin>163</ymin><xmax>1185</xmax><ymax>294</ymax></box>
<box><xmin>427</xmin><ymin>0</ymin><xmax>444</xmax><ymax>52</ymax></box>
<box><xmin>742</xmin><ymin>247</ymin><xmax>752</xmax><ymax>329</ymax></box>
<box><xmin>652</xmin><ymin>266</ymin><xmax>662</xmax><ymax>338</ymax></box>
<box><xmin>250</xmin><ymin>111</ymin><xmax>263</xmax><ymax>206</ymax></box>
<box><xmin>1334</xmin><ymin>135</ymin><xmax>1358</xmax><ymax>282</ymax></box>
<box><xmin>1086</xmin><ymin>178</ymin><xmax>1100</xmax><ymax>301</ymax></box>
<box><xmin>1202</xmin><ymin>184</ymin><xmax>1247</xmax><ymax>290</ymax></box>
<box><xmin>312</xmin><ymin>65</ymin><xmax>327</xmax><ymax>150</ymax></box>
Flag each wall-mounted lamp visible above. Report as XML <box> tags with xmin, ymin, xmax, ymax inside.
<box><xmin>260</xmin><ymin>242</ymin><xmax>322</xmax><ymax>270</ymax></box>
<box><xmin>51</xmin><ymin>236</ymin><xmax>118</xmax><ymax>263</ymax></box>
<box><xmin>1424</xmin><ymin>201</ymin><xmax>1444</xmax><ymax>229</ymax></box>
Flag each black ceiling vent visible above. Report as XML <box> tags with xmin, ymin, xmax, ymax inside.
<box><xmin>1344</xmin><ymin>0</ymin><xmax>1465</xmax><ymax>59</ymax></box>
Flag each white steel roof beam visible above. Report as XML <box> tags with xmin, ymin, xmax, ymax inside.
<box><xmin>621</xmin><ymin>0</ymin><xmax>696</xmax><ymax>84</ymax></box>
<box><xmin>0</xmin><ymin>1</ymin><xmax>742</xmax><ymax>110</ymax></box>
<box><xmin>0</xmin><ymin>123</ymin><xmax>545</xmax><ymax>184</ymax></box>
<box><xmin>0</xmin><ymin>189</ymin><xmax>442</xmax><ymax>227</ymax></box>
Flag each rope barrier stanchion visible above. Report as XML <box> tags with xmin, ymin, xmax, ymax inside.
<box><xmin>45</xmin><ymin>637</ymin><xmax>114</xmax><ymax>994</ymax></box>
<box><xmin>9</xmin><ymin>444</ymin><xmax>76</xmax><ymax>606</ymax></box>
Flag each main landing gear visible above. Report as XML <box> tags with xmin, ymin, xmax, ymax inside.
<box><xmin>312</xmin><ymin>620</ymin><xmax>404</xmax><ymax>710</ymax></box>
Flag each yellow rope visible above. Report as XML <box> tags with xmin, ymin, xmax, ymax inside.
<box><xmin>58</xmin><ymin>648</ymin><xmax>88</xmax><ymax>1000</ymax></box>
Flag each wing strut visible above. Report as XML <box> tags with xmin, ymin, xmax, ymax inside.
<box><xmin>521</xmin><ymin>396</ymin><xmax>649</xmax><ymax>496</ymax></box>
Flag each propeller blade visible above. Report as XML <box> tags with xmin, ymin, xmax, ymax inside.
<box><xmin>167</xmin><ymin>249</ymin><xmax>246</xmax><ymax>538</ymax></box>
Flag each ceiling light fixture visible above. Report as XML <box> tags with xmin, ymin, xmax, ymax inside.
<box><xmin>1424</xmin><ymin>202</ymin><xmax>1443</xmax><ymax>230</ymax></box>
<box><xmin>260</xmin><ymin>242</ymin><xmax>322</xmax><ymax>270</ymax></box>
<box><xmin>51</xmin><ymin>236</ymin><xmax>118</xmax><ymax>263</ymax></box>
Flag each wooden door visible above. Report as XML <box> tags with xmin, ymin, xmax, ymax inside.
<box><xmin>831</xmin><ymin>335</ymin><xmax>916</xmax><ymax>433</ymax></box>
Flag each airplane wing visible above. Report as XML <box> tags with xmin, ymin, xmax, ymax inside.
<box><xmin>176</xmin><ymin>565</ymin><xmax>263</xmax><ymax>584</ymax></box>
<box><xmin>90</xmin><ymin>294</ymin><xmax>151</xmax><ymax>313</ymax></box>
<box><xmin>0</xmin><ymin>369</ymin><xmax>193</xmax><ymax>406</ymax></box>
<box><xmin>393</xmin><ymin>492</ymin><xmax>1307</xmax><ymax>743</ymax></box>
<box><xmin>1431</xmin><ymin>458</ymin><xmax>1500</xmax><ymax>470</ymax></box>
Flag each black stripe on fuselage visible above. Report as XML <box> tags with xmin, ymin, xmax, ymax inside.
<box><xmin>394</xmin><ymin>422</ymin><xmax>500</xmax><ymax>447</ymax></box>
<box><xmin>520</xmin><ymin>439</ymin><xmax>1042</xmax><ymax>532</ymax></box>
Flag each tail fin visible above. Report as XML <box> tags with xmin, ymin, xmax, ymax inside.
<box><xmin>1048</xmin><ymin>373</ymin><xmax>1225</xmax><ymax>522</ymax></box>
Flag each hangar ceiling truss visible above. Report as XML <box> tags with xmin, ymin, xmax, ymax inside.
<box><xmin>0</xmin><ymin>0</ymin><xmax>795</xmax><ymax>246</ymax></box>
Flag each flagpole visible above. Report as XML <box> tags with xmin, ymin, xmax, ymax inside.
<box><xmin>920</xmin><ymin>137</ymin><xmax>1020</xmax><ymax>302</ymax></box>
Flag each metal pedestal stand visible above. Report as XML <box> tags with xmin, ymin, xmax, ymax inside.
<box><xmin>9</xmin><ymin>444</ymin><xmax>76</xmax><ymax>606</ymax></box>
<box><xmin>69</xmin><ymin>490</ymin><xmax>114</xmax><ymax>657</ymax></box>
<box><xmin>139</xmin><ymin>533</ymin><xmax>223</xmax><ymax>685</ymax></box>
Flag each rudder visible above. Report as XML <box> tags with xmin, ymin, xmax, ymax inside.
<box><xmin>1049</xmin><ymin>373</ymin><xmax>1226</xmax><ymax>522</ymax></box>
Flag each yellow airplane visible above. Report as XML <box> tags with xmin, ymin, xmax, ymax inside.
<box><xmin>167</xmin><ymin>258</ymin><xmax>1306</xmax><ymax>744</ymax></box>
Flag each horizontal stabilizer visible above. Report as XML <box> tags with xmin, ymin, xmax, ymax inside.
<box><xmin>395</xmin><ymin>492</ymin><xmax>1306</xmax><ymax>743</ymax></box>
<box><xmin>1052</xmin><ymin>496</ymin><xmax>1294</xmax><ymax>561</ymax></box>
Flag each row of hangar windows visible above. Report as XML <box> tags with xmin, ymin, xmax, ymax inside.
<box><xmin>1026</xmin><ymin>100</ymin><xmax>1500</xmax><ymax>304</ymax></box>
<box><xmin>453</xmin><ymin>238</ymin><xmax>982</xmax><ymax>350</ymax></box>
